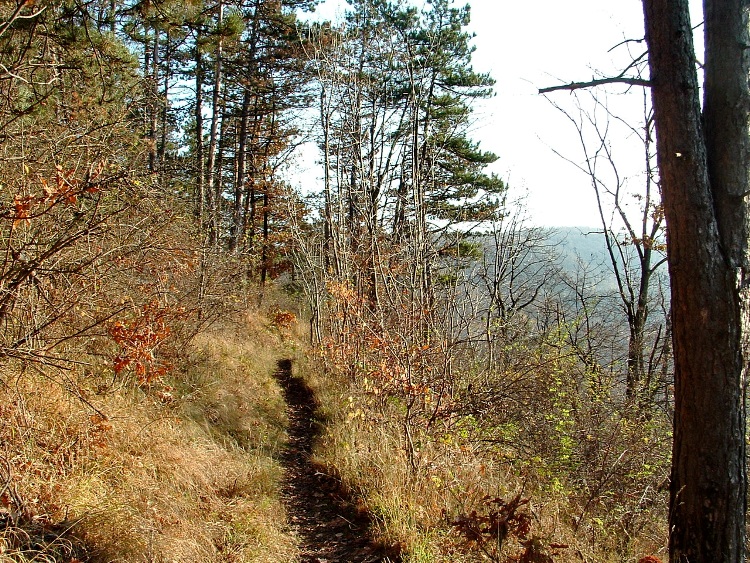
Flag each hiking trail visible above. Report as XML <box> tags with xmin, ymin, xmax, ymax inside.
<box><xmin>274</xmin><ymin>359</ymin><xmax>402</xmax><ymax>563</ymax></box>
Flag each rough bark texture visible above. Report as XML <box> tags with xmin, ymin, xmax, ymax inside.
<box><xmin>642</xmin><ymin>0</ymin><xmax>748</xmax><ymax>560</ymax></box>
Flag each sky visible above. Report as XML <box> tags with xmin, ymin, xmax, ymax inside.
<box><xmin>298</xmin><ymin>0</ymin><xmax>704</xmax><ymax>227</ymax></box>
<box><xmin>467</xmin><ymin>0</ymin><xmax>652</xmax><ymax>227</ymax></box>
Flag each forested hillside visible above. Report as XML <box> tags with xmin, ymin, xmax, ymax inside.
<box><xmin>0</xmin><ymin>0</ymin><xmax>685</xmax><ymax>561</ymax></box>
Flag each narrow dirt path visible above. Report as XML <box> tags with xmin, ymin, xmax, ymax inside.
<box><xmin>275</xmin><ymin>359</ymin><xmax>402</xmax><ymax>563</ymax></box>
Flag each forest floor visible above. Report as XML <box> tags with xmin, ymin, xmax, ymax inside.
<box><xmin>274</xmin><ymin>359</ymin><xmax>402</xmax><ymax>563</ymax></box>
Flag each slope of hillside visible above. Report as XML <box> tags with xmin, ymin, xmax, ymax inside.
<box><xmin>0</xmin><ymin>301</ymin><xmax>303</xmax><ymax>562</ymax></box>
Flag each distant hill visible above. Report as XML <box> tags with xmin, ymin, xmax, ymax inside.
<box><xmin>549</xmin><ymin>227</ymin><xmax>611</xmax><ymax>274</ymax></box>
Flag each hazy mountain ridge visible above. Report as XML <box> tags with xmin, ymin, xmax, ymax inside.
<box><xmin>548</xmin><ymin>226</ymin><xmax>610</xmax><ymax>274</ymax></box>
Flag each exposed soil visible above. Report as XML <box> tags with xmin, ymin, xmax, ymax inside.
<box><xmin>275</xmin><ymin>359</ymin><xmax>402</xmax><ymax>563</ymax></box>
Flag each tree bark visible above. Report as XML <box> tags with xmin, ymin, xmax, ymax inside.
<box><xmin>642</xmin><ymin>0</ymin><xmax>748</xmax><ymax>560</ymax></box>
<box><xmin>149</xmin><ymin>28</ymin><xmax>159</xmax><ymax>173</ymax></box>
<box><xmin>206</xmin><ymin>0</ymin><xmax>224</xmax><ymax>247</ymax></box>
<box><xmin>194</xmin><ymin>27</ymin><xmax>205</xmax><ymax>223</ymax></box>
<box><xmin>321</xmin><ymin>85</ymin><xmax>333</xmax><ymax>275</ymax></box>
<box><xmin>158</xmin><ymin>29</ymin><xmax>170</xmax><ymax>169</ymax></box>
<box><xmin>230</xmin><ymin>89</ymin><xmax>251</xmax><ymax>253</ymax></box>
<box><xmin>214</xmin><ymin>81</ymin><xmax>228</xmax><ymax>246</ymax></box>
<box><xmin>144</xmin><ymin>26</ymin><xmax>159</xmax><ymax>173</ymax></box>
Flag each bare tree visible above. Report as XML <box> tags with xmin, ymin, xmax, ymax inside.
<box><xmin>472</xmin><ymin>201</ymin><xmax>561</xmax><ymax>370</ymax></box>
<box><xmin>546</xmin><ymin>89</ymin><xmax>669</xmax><ymax>406</ymax></box>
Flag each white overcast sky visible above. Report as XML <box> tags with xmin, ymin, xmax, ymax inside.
<box><xmin>300</xmin><ymin>0</ymin><xmax>704</xmax><ymax>227</ymax></box>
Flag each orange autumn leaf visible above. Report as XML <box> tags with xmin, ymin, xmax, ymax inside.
<box><xmin>13</xmin><ymin>194</ymin><xmax>33</xmax><ymax>226</ymax></box>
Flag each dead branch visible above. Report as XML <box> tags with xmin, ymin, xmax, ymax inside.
<box><xmin>539</xmin><ymin>76</ymin><xmax>650</xmax><ymax>94</ymax></box>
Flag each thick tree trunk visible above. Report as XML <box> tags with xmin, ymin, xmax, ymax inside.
<box><xmin>642</xmin><ymin>0</ymin><xmax>748</xmax><ymax>560</ymax></box>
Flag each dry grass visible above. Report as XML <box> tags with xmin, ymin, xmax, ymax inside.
<box><xmin>304</xmin><ymin>359</ymin><xmax>668</xmax><ymax>563</ymax></box>
<box><xmin>0</xmin><ymin>306</ymin><xmax>302</xmax><ymax>562</ymax></box>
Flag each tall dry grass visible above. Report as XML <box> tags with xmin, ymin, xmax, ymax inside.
<box><xmin>0</xmin><ymin>305</ymin><xmax>303</xmax><ymax>562</ymax></box>
<box><xmin>304</xmin><ymin>357</ymin><xmax>669</xmax><ymax>563</ymax></box>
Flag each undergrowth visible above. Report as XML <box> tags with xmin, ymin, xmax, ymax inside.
<box><xmin>304</xmin><ymin>351</ymin><xmax>670</xmax><ymax>563</ymax></box>
<box><xmin>0</xmin><ymin>297</ymin><xmax>303</xmax><ymax>562</ymax></box>
<box><xmin>0</xmin><ymin>284</ymin><xmax>669</xmax><ymax>563</ymax></box>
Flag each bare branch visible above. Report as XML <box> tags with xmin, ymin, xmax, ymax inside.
<box><xmin>0</xmin><ymin>3</ymin><xmax>46</xmax><ymax>42</ymax></box>
<box><xmin>608</xmin><ymin>37</ymin><xmax>646</xmax><ymax>52</ymax></box>
<box><xmin>539</xmin><ymin>76</ymin><xmax>650</xmax><ymax>94</ymax></box>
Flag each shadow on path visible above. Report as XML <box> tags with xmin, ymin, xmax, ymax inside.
<box><xmin>275</xmin><ymin>359</ymin><xmax>402</xmax><ymax>563</ymax></box>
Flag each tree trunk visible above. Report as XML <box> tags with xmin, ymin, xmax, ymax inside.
<box><xmin>231</xmin><ymin>89</ymin><xmax>251</xmax><ymax>253</ymax></box>
<box><xmin>232</xmin><ymin>2</ymin><xmax>261</xmax><ymax>253</ymax></box>
<box><xmin>214</xmin><ymin>82</ymin><xmax>228</xmax><ymax>246</ymax></box>
<box><xmin>321</xmin><ymin>85</ymin><xmax>333</xmax><ymax>275</ymax></box>
<box><xmin>642</xmin><ymin>0</ymin><xmax>748</xmax><ymax>560</ymax></box>
<box><xmin>260</xmin><ymin>184</ymin><xmax>269</xmax><ymax>286</ymax></box>
<box><xmin>206</xmin><ymin>0</ymin><xmax>224</xmax><ymax>247</ymax></box>
<box><xmin>194</xmin><ymin>28</ymin><xmax>206</xmax><ymax>223</ymax></box>
<box><xmin>149</xmin><ymin>28</ymin><xmax>159</xmax><ymax>173</ymax></box>
<box><xmin>259</xmin><ymin>96</ymin><xmax>278</xmax><ymax>286</ymax></box>
<box><xmin>158</xmin><ymin>29</ymin><xmax>170</xmax><ymax>169</ymax></box>
<box><xmin>143</xmin><ymin>27</ymin><xmax>157</xmax><ymax>173</ymax></box>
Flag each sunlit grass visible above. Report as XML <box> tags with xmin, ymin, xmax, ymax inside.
<box><xmin>0</xmin><ymin>304</ymin><xmax>300</xmax><ymax>562</ymax></box>
<box><xmin>304</xmin><ymin>357</ymin><xmax>668</xmax><ymax>563</ymax></box>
